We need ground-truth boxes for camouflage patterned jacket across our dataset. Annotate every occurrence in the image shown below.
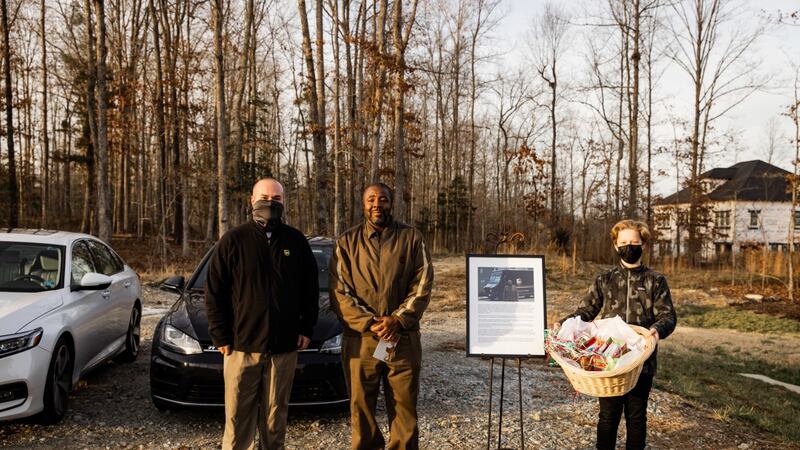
[561,264,678,374]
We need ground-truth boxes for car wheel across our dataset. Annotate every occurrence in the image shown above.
[116,304,141,362]
[39,338,73,424]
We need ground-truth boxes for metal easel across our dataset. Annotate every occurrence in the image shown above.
[486,357,525,450]
[483,231,528,450]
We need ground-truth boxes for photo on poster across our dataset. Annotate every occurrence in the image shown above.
[477,266,535,302]
[467,255,547,357]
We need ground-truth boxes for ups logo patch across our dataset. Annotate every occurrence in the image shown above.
[283,249,291,256]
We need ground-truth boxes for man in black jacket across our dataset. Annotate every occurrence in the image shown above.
[205,178,319,450]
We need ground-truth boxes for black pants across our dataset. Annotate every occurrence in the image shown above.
[596,371,654,450]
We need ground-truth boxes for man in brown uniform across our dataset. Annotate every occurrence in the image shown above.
[329,183,434,450]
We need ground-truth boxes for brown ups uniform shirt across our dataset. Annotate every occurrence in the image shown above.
[329,218,433,450]
[330,219,433,335]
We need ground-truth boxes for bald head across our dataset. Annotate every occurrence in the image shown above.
[251,178,285,206]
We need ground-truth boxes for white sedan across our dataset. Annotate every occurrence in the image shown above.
[0,230,142,424]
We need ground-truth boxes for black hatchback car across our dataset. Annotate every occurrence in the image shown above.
[149,237,348,409]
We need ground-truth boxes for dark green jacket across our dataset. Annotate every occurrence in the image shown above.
[562,264,677,374]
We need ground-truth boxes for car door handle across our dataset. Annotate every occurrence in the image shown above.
[124,281,131,288]
[102,290,111,298]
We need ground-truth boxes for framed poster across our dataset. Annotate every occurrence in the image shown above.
[466,254,547,358]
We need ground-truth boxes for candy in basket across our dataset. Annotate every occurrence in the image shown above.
[545,316,657,397]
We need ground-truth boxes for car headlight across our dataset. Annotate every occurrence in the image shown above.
[161,324,203,355]
[0,328,43,359]
[320,334,342,354]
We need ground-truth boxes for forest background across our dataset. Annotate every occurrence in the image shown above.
[0,0,799,283]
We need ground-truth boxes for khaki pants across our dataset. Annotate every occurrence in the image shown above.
[342,331,422,450]
[222,350,298,450]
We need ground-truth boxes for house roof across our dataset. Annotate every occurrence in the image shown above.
[656,160,793,205]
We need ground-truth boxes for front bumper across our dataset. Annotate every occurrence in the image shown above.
[150,340,348,408]
[0,346,52,420]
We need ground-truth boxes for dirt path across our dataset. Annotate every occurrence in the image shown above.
[666,326,800,368]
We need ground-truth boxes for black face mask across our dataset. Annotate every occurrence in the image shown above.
[253,200,283,231]
[616,244,643,264]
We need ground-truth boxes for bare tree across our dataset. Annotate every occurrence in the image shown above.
[390,0,419,222]
[330,0,345,236]
[764,116,784,165]
[297,0,329,235]
[230,0,255,226]
[670,0,764,263]
[368,0,389,183]
[148,0,167,246]
[1,0,17,227]
[40,0,49,227]
[92,0,112,242]
[467,0,500,248]
[788,65,800,302]
[531,2,568,226]
[212,0,229,238]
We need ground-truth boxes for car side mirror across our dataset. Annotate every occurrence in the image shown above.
[72,272,112,291]
[161,275,185,294]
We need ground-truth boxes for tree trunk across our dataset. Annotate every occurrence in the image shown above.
[182,6,191,256]
[212,0,229,238]
[391,0,418,223]
[789,69,799,302]
[297,0,329,235]
[1,0,17,227]
[148,0,167,245]
[368,0,388,183]
[549,66,557,224]
[92,0,112,242]
[164,0,185,242]
[627,0,641,219]
[313,0,329,234]
[331,0,345,236]
[231,0,254,226]
[40,0,49,227]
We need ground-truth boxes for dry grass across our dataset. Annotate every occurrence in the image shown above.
[429,255,466,312]
[111,235,210,283]
[657,344,800,445]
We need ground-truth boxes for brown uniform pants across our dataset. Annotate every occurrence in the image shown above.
[222,350,298,450]
[342,330,422,450]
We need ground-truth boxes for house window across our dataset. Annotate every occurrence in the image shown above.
[677,211,688,226]
[656,212,670,229]
[658,240,672,256]
[748,210,761,229]
[770,243,787,252]
[795,211,800,230]
[714,210,730,229]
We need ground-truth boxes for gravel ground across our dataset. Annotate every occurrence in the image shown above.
[0,285,794,450]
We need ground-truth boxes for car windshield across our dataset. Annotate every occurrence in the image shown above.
[0,242,65,292]
[488,272,502,284]
[187,243,333,291]
[312,245,332,290]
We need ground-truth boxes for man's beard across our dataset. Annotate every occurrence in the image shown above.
[366,207,391,227]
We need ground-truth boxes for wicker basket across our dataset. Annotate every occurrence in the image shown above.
[549,325,656,397]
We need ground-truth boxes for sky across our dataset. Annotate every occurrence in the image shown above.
[491,0,800,196]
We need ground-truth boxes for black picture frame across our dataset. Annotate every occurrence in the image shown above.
[466,254,548,358]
